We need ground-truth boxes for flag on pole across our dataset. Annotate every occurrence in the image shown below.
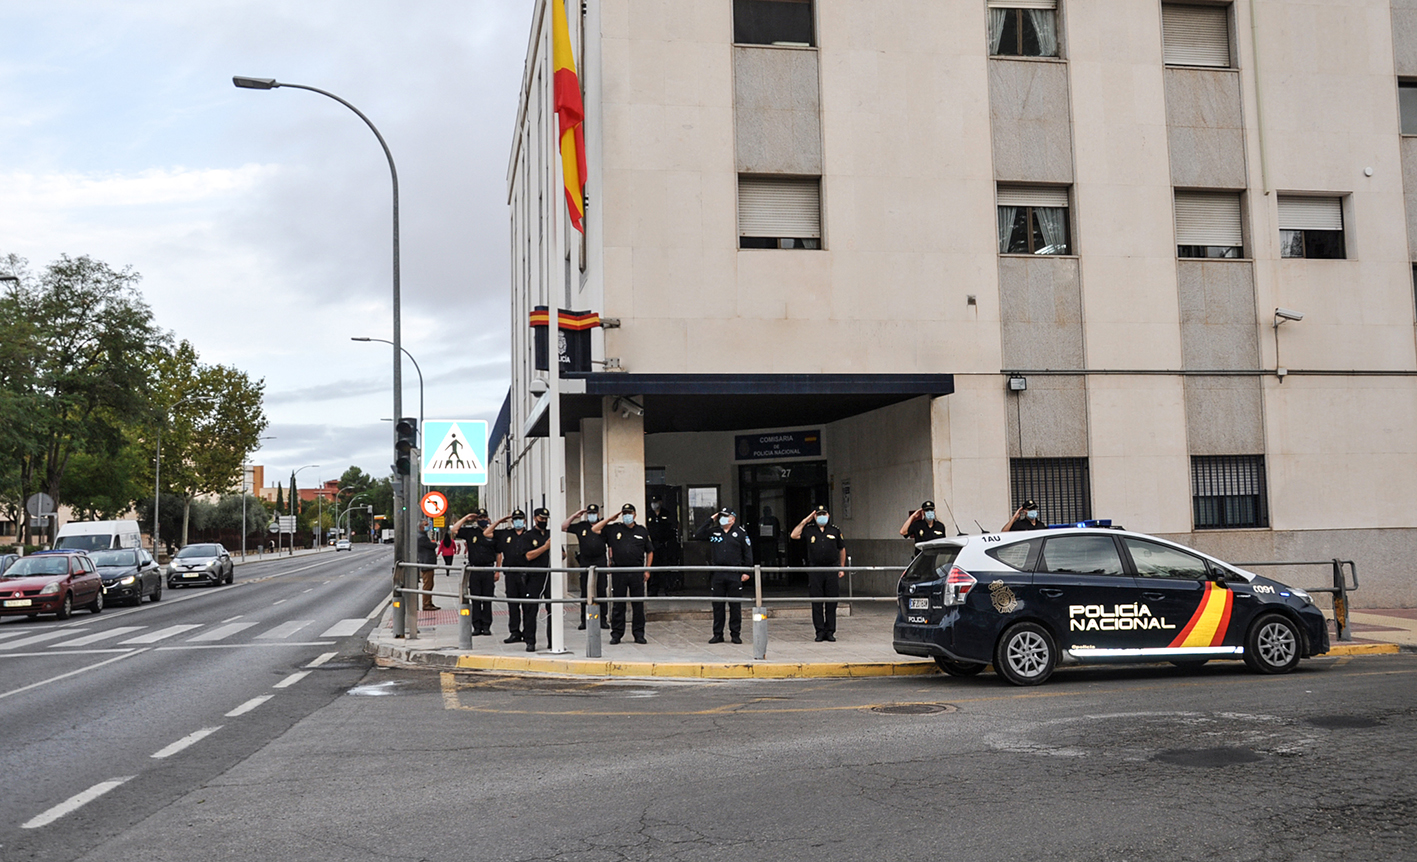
[552,0,587,233]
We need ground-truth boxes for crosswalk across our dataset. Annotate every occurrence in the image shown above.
[0,618,371,651]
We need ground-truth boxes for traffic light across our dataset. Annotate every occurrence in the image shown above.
[394,417,417,475]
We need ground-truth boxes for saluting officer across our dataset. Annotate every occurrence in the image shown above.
[694,507,753,644]
[645,495,679,596]
[1003,500,1048,532]
[526,508,554,650]
[592,503,654,644]
[562,504,610,631]
[485,508,549,650]
[450,508,498,636]
[791,505,847,642]
[899,500,950,544]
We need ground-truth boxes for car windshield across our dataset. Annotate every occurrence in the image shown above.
[175,545,219,559]
[91,550,139,567]
[4,556,70,577]
[54,534,112,551]
[900,547,963,584]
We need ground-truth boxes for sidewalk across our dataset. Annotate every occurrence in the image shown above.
[366,567,1407,679]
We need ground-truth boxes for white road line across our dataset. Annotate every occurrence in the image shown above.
[302,588,313,593]
[222,615,244,623]
[120,624,202,644]
[0,631,71,651]
[154,642,335,651]
[306,651,339,667]
[0,648,135,658]
[273,670,310,689]
[225,695,274,717]
[0,629,34,641]
[186,622,258,642]
[366,595,392,620]
[319,619,367,638]
[22,777,134,829]
[151,726,222,759]
[272,599,286,605]
[50,626,146,648]
[0,649,147,701]
[257,620,313,640]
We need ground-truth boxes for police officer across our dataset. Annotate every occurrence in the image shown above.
[416,518,440,611]
[450,508,498,636]
[1003,499,1048,532]
[526,507,554,649]
[592,503,654,644]
[562,504,610,631]
[899,500,950,543]
[694,507,753,644]
[791,505,847,642]
[485,508,549,650]
[645,495,679,596]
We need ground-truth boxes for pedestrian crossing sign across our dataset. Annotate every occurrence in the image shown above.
[421,419,488,486]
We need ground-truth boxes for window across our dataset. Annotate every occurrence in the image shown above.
[734,0,814,47]
[1010,457,1091,525]
[739,176,821,249]
[1401,81,1417,135]
[986,539,1041,571]
[1191,455,1268,529]
[1123,538,1209,579]
[987,1,1059,58]
[1175,190,1242,258]
[997,186,1071,255]
[1161,4,1231,68]
[1039,535,1125,576]
[1278,196,1345,259]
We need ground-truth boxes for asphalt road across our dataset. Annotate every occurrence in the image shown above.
[0,545,394,862]
[13,631,1412,861]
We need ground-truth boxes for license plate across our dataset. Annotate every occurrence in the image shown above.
[4,599,32,608]
[909,598,929,610]
[183,573,199,578]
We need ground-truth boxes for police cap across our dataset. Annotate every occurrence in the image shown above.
[621,503,636,513]
[533,507,550,518]
[585,503,600,514]
[921,500,935,510]
[511,508,526,519]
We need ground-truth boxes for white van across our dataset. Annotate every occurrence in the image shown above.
[54,520,144,552]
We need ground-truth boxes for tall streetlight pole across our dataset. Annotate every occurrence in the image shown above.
[292,464,318,554]
[234,76,413,631]
[351,337,423,439]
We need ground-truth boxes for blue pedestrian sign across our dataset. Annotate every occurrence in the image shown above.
[421,420,488,486]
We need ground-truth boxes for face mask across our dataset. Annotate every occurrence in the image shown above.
[535,519,547,529]
[512,519,525,530]
[651,502,661,512]
[622,514,634,526]
[1027,510,1039,520]
[718,516,731,527]
[815,515,828,526]
[924,511,935,522]
[477,520,489,528]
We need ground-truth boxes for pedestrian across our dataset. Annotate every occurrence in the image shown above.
[450,508,498,636]
[485,508,549,650]
[562,504,610,631]
[694,507,752,644]
[1003,500,1048,532]
[438,529,457,566]
[790,505,847,642]
[899,500,950,544]
[645,495,679,596]
[416,518,440,611]
[592,503,654,644]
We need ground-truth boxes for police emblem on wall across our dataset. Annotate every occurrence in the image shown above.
[989,580,1019,614]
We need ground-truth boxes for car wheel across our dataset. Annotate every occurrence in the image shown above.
[934,656,986,677]
[1169,660,1209,672]
[150,581,162,602]
[55,593,73,620]
[88,590,103,614]
[1243,613,1301,675]
[994,622,1056,686]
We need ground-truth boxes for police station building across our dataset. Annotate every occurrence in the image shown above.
[484,0,1417,604]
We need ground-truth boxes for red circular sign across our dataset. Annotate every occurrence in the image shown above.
[420,491,449,518]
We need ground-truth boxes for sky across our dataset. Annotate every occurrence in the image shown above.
[0,0,532,491]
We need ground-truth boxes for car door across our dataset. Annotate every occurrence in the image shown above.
[138,550,158,594]
[1119,536,1235,655]
[218,546,232,577]
[1032,534,1141,653]
[75,556,100,603]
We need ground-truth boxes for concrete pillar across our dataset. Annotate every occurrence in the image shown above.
[929,395,953,524]
[601,398,645,513]
[565,432,583,512]
[581,418,605,508]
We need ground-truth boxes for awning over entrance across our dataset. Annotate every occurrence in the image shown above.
[525,373,954,437]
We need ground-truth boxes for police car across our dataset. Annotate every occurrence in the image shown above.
[894,526,1329,686]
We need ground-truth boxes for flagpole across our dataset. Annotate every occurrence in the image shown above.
[547,0,568,655]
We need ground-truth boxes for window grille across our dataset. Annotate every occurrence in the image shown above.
[1010,457,1091,526]
[1191,455,1268,529]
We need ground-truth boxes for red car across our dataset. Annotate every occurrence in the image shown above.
[0,551,104,619]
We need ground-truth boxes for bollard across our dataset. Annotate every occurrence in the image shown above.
[458,603,472,649]
[392,588,405,639]
[585,566,602,658]
[752,605,768,660]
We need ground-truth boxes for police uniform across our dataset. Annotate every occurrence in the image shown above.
[456,509,498,635]
[566,505,610,630]
[800,510,847,640]
[694,509,753,643]
[523,509,553,650]
[906,500,950,543]
[603,504,654,643]
[645,498,679,596]
[416,524,440,610]
[493,510,544,645]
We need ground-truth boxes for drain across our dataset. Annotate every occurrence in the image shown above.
[868,703,957,716]
[1306,714,1382,729]
[1153,746,1264,768]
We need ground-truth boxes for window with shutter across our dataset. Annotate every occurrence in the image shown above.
[997,186,1072,255]
[739,176,822,250]
[1162,4,1231,68]
[1175,191,1243,258]
[1277,196,1345,259]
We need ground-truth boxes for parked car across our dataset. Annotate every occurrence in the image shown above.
[0,551,104,619]
[335,539,351,552]
[91,548,163,605]
[893,527,1329,686]
[0,554,17,575]
[166,543,234,588]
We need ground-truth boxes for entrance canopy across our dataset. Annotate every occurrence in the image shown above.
[525,373,954,437]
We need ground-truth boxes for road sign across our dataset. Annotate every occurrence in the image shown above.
[420,491,448,518]
[25,492,55,518]
[421,420,488,486]
[277,515,298,533]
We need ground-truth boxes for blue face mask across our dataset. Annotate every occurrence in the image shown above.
[718,516,731,527]
[815,515,828,526]
[924,510,936,522]
[512,519,525,530]
[1027,510,1039,520]
[621,514,634,525]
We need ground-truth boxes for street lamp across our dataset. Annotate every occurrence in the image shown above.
[291,464,318,554]
[351,337,423,441]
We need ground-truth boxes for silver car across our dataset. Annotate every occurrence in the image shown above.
[166,543,234,588]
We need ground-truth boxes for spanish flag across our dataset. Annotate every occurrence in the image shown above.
[552,0,587,233]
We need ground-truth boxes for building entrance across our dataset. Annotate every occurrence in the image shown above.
[738,461,829,586]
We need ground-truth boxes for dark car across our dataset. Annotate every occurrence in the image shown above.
[91,548,163,605]
[0,551,104,619]
[893,527,1329,686]
[166,543,234,588]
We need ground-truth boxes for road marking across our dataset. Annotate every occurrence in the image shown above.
[0,649,147,701]
[273,670,310,689]
[303,588,313,593]
[319,619,367,638]
[187,622,258,642]
[225,695,274,717]
[307,651,339,667]
[0,648,136,658]
[0,631,71,651]
[0,629,34,641]
[155,642,335,651]
[272,599,287,605]
[50,626,146,648]
[120,624,202,644]
[222,615,244,623]
[257,620,313,640]
[366,595,392,620]
[22,777,134,829]
[151,726,222,759]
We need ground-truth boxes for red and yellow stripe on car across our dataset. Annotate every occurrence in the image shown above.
[1169,582,1234,648]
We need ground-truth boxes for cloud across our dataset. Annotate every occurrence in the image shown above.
[0,164,277,208]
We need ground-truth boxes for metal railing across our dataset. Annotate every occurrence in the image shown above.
[1231,559,1358,642]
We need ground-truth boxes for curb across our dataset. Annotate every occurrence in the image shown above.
[1327,642,1402,656]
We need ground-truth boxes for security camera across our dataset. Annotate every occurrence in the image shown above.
[1274,308,1305,322]
[528,378,548,395]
